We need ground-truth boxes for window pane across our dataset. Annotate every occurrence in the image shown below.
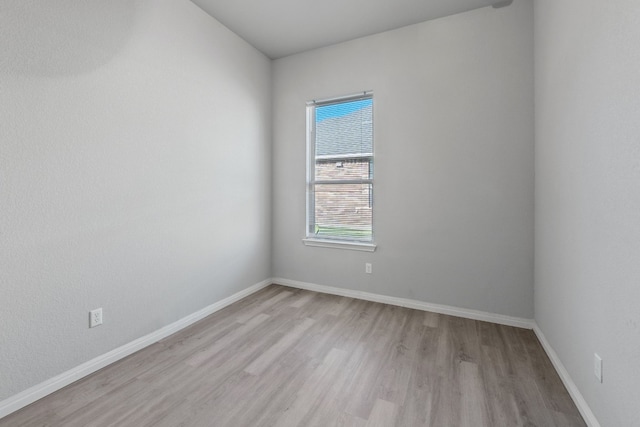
[315,99,372,158]
[313,183,372,241]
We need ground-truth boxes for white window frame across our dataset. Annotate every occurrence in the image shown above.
[303,92,377,252]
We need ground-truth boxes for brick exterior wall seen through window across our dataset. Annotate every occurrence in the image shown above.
[313,159,372,234]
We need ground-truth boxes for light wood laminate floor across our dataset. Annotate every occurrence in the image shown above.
[1,285,586,426]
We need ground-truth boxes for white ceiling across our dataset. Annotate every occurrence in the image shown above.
[191,0,510,59]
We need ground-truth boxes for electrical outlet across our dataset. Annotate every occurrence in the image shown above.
[90,308,103,328]
[365,263,372,274]
[594,353,603,383]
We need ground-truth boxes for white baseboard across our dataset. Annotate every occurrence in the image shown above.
[272,277,535,329]
[0,279,271,420]
[533,325,601,427]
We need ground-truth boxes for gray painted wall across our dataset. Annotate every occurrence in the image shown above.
[0,0,271,401]
[534,0,640,425]
[272,0,534,318]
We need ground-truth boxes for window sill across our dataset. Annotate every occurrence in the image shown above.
[302,238,377,252]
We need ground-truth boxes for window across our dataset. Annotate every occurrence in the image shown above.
[304,92,375,251]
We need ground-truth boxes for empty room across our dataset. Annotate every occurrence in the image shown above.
[1,0,638,425]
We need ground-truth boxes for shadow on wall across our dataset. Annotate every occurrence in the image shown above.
[0,0,136,76]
